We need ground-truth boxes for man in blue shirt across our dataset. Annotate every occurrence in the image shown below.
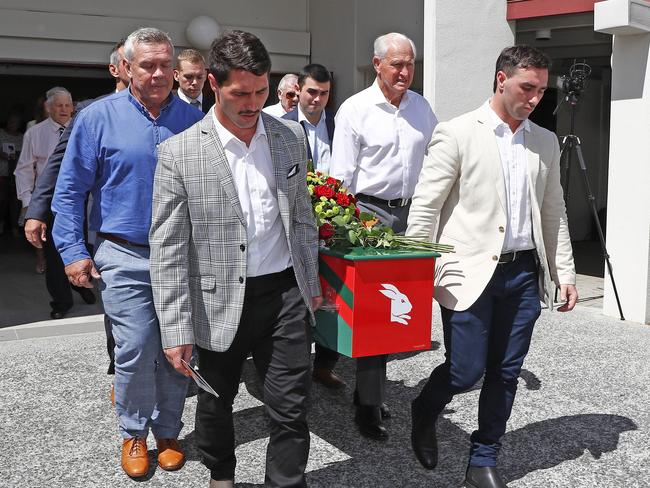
[52,27,203,479]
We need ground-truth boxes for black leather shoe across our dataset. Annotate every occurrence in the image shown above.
[50,307,71,320]
[354,405,388,440]
[464,466,507,488]
[353,390,391,419]
[76,287,97,304]
[411,398,438,470]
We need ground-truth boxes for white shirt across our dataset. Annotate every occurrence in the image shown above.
[212,111,292,277]
[262,102,287,118]
[176,89,203,109]
[14,117,67,206]
[297,107,331,174]
[486,100,535,252]
[330,79,437,200]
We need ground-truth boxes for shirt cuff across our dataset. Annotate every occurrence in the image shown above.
[60,242,91,266]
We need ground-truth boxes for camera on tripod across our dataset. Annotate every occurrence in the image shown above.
[557,60,592,105]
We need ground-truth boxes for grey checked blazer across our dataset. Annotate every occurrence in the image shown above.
[150,113,321,352]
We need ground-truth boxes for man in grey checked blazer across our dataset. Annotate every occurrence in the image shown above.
[149,31,321,488]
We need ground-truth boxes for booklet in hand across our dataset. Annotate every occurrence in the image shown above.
[181,358,219,398]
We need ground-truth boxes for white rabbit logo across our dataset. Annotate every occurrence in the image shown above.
[379,283,412,325]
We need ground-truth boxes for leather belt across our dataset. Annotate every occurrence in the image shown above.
[498,249,533,264]
[356,193,411,208]
[97,232,149,249]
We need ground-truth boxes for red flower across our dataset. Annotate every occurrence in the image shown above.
[319,222,335,240]
[335,193,350,207]
[314,185,335,199]
[354,207,360,217]
[326,177,337,185]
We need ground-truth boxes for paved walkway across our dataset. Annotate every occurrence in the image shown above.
[0,303,648,488]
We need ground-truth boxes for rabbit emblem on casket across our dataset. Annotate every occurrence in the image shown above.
[379,283,412,325]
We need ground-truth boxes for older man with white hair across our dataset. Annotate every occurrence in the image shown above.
[262,72,299,117]
[15,87,73,275]
[52,27,203,478]
[330,32,438,441]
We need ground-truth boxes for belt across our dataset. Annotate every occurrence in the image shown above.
[356,193,411,208]
[97,232,149,249]
[498,249,533,264]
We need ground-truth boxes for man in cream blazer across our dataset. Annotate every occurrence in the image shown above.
[149,31,321,488]
[406,46,578,488]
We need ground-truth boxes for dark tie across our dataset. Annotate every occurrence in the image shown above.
[191,100,201,110]
[58,125,65,138]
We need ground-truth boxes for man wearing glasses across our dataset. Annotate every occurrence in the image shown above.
[262,73,299,117]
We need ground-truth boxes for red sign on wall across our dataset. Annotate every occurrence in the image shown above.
[507,0,601,20]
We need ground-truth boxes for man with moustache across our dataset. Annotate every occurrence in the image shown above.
[262,72,299,117]
[330,32,437,441]
[174,48,210,113]
[52,27,203,478]
[150,30,321,488]
[407,45,577,488]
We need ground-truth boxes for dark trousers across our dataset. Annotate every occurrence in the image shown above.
[353,198,411,406]
[195,268,312,487]
[313,343,339,370]
[416,251,541,467]
[43,220,77,311]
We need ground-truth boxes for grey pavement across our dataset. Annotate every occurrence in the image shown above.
[0,304,648,488]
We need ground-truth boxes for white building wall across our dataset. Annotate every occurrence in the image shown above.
[423,0,514,122]
[0,1,310,73]
[595,0,650,324]
[309,0,425,108]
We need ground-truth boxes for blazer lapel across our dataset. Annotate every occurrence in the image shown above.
[524,129,541,203]
[263,115,291,236]
[199,116,246,225]
[476,108,507,215]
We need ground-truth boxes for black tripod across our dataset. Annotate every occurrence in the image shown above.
[557,103,625,320]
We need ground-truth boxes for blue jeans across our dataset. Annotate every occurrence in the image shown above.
[94,237,188,439]
[417,251,541,466]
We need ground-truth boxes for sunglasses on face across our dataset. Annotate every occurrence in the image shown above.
[285,91,298,98]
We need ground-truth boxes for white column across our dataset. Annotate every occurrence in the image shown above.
[595,0,650,324]
[423,0,514,121]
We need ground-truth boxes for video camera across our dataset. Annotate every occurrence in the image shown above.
[557,60,592,105]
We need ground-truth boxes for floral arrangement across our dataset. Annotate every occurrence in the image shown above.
[306,170,453,253]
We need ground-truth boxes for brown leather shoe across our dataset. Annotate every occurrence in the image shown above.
[156,438,185,471]
[110,384,115,406]
[121,437,149,478]
[312,367,346,389]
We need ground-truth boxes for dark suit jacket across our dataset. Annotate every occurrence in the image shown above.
[172,90,212,114]
[282,108,335,161]
[25,95,109,223]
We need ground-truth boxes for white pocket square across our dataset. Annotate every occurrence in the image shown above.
[287,164,299,178]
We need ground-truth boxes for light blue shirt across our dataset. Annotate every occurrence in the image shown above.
[52,88,204,265]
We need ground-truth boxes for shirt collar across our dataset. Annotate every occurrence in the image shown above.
[486,99,530,134]
[297,105,325,128]
[127,87,174,119]
[211,108,267,148]
[177,89,203,105]
[46,117,68,131]
[369,78,411,109]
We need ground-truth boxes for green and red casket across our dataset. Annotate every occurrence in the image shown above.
[314,247,439,358]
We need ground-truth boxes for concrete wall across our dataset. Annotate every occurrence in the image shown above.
[309,0,425,108]
[424,0,515,122]
[0,0,310,73]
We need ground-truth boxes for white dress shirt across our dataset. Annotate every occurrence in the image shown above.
[297,107,331,174]
[330,79,437,200]
[176,89,203,109]
[14,117,67,207]
[486,100,535,252]
[212,111,292,277]
[262,102,287,118]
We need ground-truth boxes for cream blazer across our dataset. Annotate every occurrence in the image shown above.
[407,104,575,311]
